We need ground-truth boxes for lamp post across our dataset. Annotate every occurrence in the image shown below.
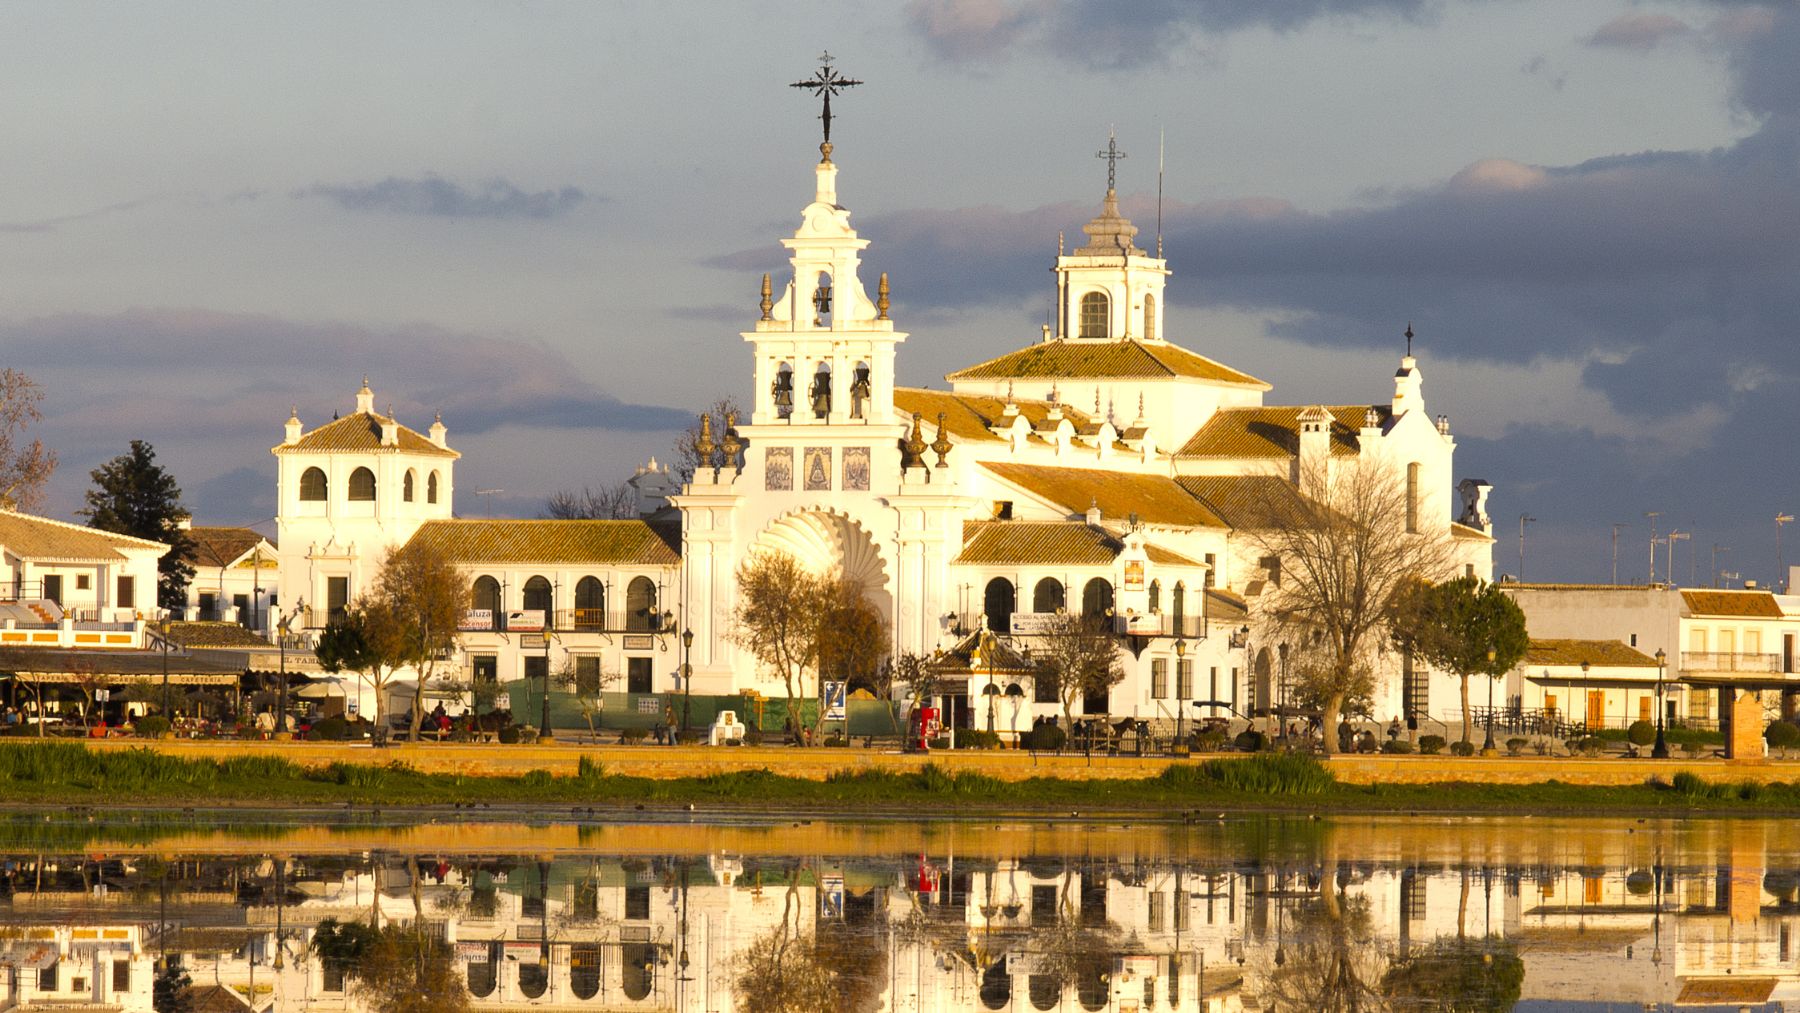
[982,683,999,735]
[1652,648,1669,758]
[681,627,694,736]
[1174,639,1188,749]
[1779,514,1795,592]
[539,633,553,742]
[157,616,171,718]
[1482,646,1497,754]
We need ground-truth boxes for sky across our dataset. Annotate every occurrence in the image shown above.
[0,0,1794,587]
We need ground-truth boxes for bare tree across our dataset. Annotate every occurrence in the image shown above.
[672,396,743,483]
[1244,459,1454,755]
[542,482,636,520]
[0,369,56,512]
[732,551,827,745]
[551,655,621,738]
[1033,614,1125,739]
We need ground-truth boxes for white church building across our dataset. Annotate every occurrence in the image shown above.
[268,133,1493,735]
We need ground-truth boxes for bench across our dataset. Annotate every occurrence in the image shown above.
[709,711,745,746]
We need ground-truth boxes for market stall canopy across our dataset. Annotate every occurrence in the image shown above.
[0,646,244,686]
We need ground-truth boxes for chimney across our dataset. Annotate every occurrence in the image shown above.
[355,377,375,415]
[284,407,302,446]
[380,411,399,447]
[1085,499,1101,526]
[1297,405,1331,477]
[429,412,448,449]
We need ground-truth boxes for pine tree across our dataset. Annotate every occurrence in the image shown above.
[81,440,195,610]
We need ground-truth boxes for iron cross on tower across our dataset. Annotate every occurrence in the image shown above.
[790,52,862,160]
[1096,130,1127,192]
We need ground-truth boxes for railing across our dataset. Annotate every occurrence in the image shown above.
[1680,651,1783,674]
[454,610,668,634]
[1114,613,1208,639]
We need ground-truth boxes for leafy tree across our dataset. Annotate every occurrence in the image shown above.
[81,440,194,610]
[373,541,467,740]
[877,651,938,734]
[0,369,56,511]
[1245,459,1455,755]
[313,598,411,736]
[732,551,827,745]
[152,959,192,1013]
[1383,937,1525,1012]
[732,923,838,1013]
[816,577,889,692]
[1392,576,1529,746]
[542,481,635,519]
[349,923,471,1013]
[1033,614,1125,741]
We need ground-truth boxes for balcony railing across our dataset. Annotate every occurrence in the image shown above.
[1680,651,1783,674]
[453,609,669,635]
[948,611,1206,641]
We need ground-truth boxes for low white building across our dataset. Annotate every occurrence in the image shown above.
[182,522,278,631]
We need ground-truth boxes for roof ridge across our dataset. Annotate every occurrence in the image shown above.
[0,509,168,550]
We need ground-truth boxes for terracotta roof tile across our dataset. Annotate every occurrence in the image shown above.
[273,411,459,458]
[404,519,680,566]
[982,462,1226,528]
[1176,405,1382,459]
[186,526,272,568]
[1523,639,1659,668]
[165,621,273,649]
[954,521,1198,566]
[893,388,1097,442]
[0,510,166,563]
[1681,589,1783,618]
[1174,475,1309,529]
[946,339,1267,387]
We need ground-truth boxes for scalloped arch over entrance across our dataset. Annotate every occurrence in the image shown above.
[752,508,892,625]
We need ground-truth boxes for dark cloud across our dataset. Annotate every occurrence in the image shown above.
[0,308,688,520]
[299,174,589,219]
[1583,13,1693,50]
[907,0,1435,68]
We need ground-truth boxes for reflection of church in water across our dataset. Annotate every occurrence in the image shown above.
[675,108,1493,727]
[5,820,1799,1011]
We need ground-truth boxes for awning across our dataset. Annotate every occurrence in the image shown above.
[0,645,246,684]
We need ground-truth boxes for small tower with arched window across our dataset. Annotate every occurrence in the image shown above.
[1052,167,1169,344]
[272,379,461,628]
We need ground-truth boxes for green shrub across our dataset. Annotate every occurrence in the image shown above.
[1380,739,1413,754]
[1765,721,1800,755]
[1022,725,1066,752]
[620,728,647,744]
[1449,740,1476,757]
[576,756,604,782]
[134,716,171,738]
[955,729,1001,750]
[497,726,521,745]
[1194,730,1227,752]
[310,717,349,742]
[1505,737,1528,756]
[515,726,538,746]
[1417,735,1446,755]
[1627,721,1656,748]
[520,769,554,789]
[1681,740,1705,757]
[1158,753,1336,795]
[1232,730,1267,753]
[915,763,1002,795]
[823,734,847,747]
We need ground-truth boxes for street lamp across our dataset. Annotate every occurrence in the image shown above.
[539,633,553,743]
[1482,646,1497,754]
[1174,639,1188,749]
[681,627,694,736]
[982,683,999,735]
[1652,648,1669,758]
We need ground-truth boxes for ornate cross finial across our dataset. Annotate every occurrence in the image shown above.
[1405,322,1414,357]
[1096,128,1127,192]
[790,51,862,161]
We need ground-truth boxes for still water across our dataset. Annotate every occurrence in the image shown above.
[0,812,1791,1011]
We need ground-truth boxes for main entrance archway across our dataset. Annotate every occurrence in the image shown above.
[751,508,893,627]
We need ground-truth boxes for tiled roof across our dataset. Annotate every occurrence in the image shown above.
[165,621,272,649]
[930,629,1038,674]
[1174,475,1309,529]
[0,646,244,679]
[273,411,459,458]
[404,519,680,566]
[1205,588,1249,623]
[1176,405,1382,459]
[1681,589,1783,618]
[893,388,1098,443]
[1523,639,1659,668]
[981,462,1226,528]
[946,339,1268,387]
[0,510,166,563]
[955,521,1199,567]
[186,526,272,568]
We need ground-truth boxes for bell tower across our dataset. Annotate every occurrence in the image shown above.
[1052,132,1170,343]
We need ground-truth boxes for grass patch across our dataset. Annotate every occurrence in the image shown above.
[1159,754,1337,796]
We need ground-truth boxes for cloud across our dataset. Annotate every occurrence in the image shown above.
[0,308,689,520]
[1583,13,1693,50]
[906,0,1435,69]
[299,174,589,219]
[0,195,166,234]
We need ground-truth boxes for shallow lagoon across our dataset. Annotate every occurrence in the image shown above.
[0,811,1790,1010]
